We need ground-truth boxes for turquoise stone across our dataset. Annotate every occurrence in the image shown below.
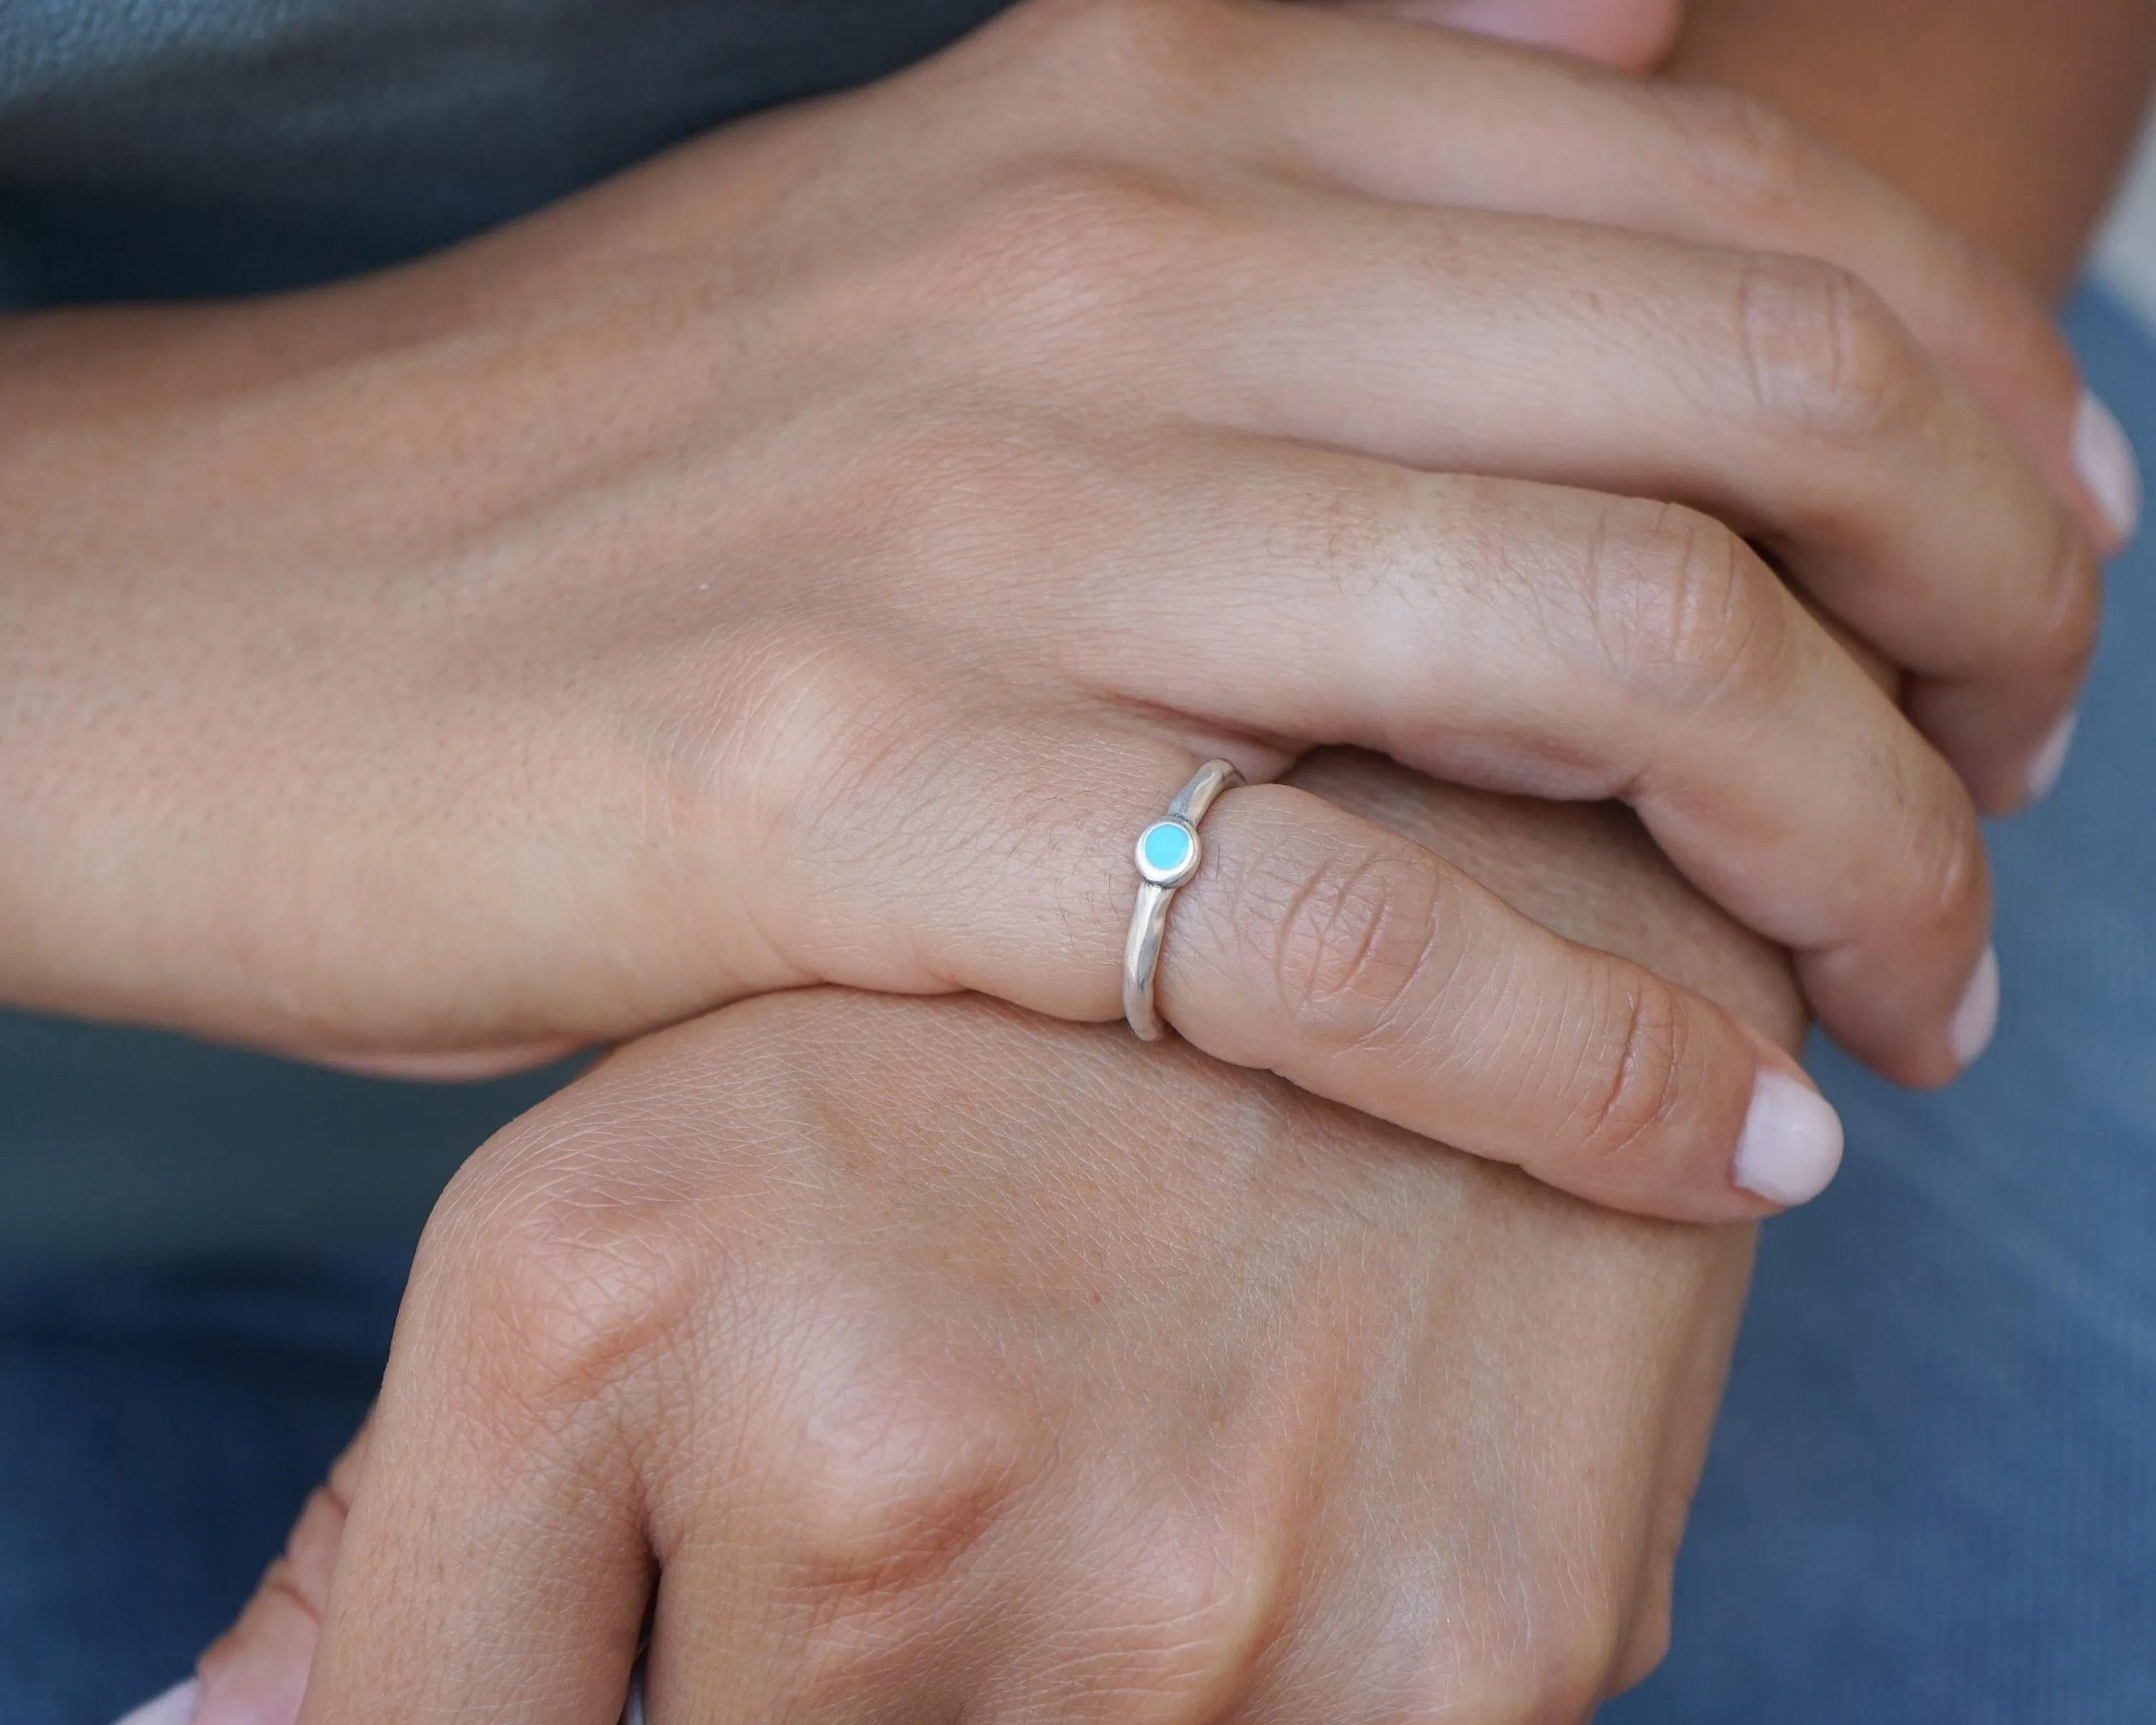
[1142,820,1195,874]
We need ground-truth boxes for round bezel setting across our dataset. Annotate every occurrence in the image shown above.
[1134,817,1202,887]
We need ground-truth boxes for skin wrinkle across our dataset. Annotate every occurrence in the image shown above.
[1644,78,1818,228]
[1568,967,1691,1174]
[1268,840,1442,1052]
[1583,499,1762,729]
[1731,252,1916,446]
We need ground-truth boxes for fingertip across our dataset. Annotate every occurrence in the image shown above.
[1731,1066,1844,1208]
[193,1610,313,1725]
[2076,390,2142,551]
[114,1679,200,1725]
[1949,943,2001,1071]
[2024,707,2078,804]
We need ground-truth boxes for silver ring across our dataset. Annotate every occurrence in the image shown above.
[1123,760,1244,1041]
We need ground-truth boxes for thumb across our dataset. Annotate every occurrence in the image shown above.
[112,1406,652,1725]
[189,1419,374,1725]
[111,1417,374,1725]
[1330,0,1685,68]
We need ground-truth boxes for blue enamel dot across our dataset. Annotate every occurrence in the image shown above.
[1141,820,1195,875]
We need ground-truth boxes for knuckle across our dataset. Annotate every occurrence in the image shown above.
[688,630,946,868]
[1464,1637,1618,1725]
[771,1326,1041,1609]
[1061,1507,1284,1721]
[951,157,1219,359]
[1649,82,1818,231]
[1248,834,1449,1052]
[1047,0,1239,104]
[1732,252,1926,446]
[421,1123,707,1415]
[1583,498,1787,714]
[1569,969,1695,1174]
[1377,1593,1622,1724]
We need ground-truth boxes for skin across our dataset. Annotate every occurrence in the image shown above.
[0,0,2129,1230]
[84,0,2156,1719]
[211,757,1797,1725]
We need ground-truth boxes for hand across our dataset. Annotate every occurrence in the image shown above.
[2,0,2113,1216]
[182,752,1800,1725]
[1330,0,1682,68]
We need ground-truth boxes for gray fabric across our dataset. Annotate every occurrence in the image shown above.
[0,1012,573,1266]
[0,0,1010,300]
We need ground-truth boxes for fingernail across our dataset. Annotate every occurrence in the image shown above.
[114,1679,201,1725]
[1733,1069,1845,1207]
[2027,707,2078,802]
[2076,390,2142,546]
[1950,944,2001,1069]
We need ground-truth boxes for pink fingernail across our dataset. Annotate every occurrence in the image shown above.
[114,1679,201,1725]
[2076,390,2142,546]
[1733,1070,1844,1207]
[2027,708,2078,803]
[1950,944,2001,1070]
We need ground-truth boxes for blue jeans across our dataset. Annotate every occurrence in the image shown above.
[1606,286,2156,1723]
[6,290,2156,1725]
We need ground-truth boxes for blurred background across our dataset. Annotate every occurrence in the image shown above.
[2097,117,2156,328]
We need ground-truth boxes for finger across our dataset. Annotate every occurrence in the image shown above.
[1129,13,2105,809]
[292,1261,650,1724]
[1245,4,2130,556]
[1323,0,1684,70]
[1045,440,1988,1081]
[113,1683,206,1725]
[1283,748,1805,1050]
[755,723,1841,1220]
[1152,176,2095,814]
[1248,0,2138,569]
[1164,781,1844,1218]
[191,1422,374,1725]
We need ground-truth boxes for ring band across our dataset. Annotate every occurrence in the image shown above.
[1123,760,1244,1041]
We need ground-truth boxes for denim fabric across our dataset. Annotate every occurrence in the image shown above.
[1597,286,2156,1724]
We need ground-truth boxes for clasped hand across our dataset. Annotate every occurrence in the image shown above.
[198,758,1800,1724]
[1,0,2119,1223]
